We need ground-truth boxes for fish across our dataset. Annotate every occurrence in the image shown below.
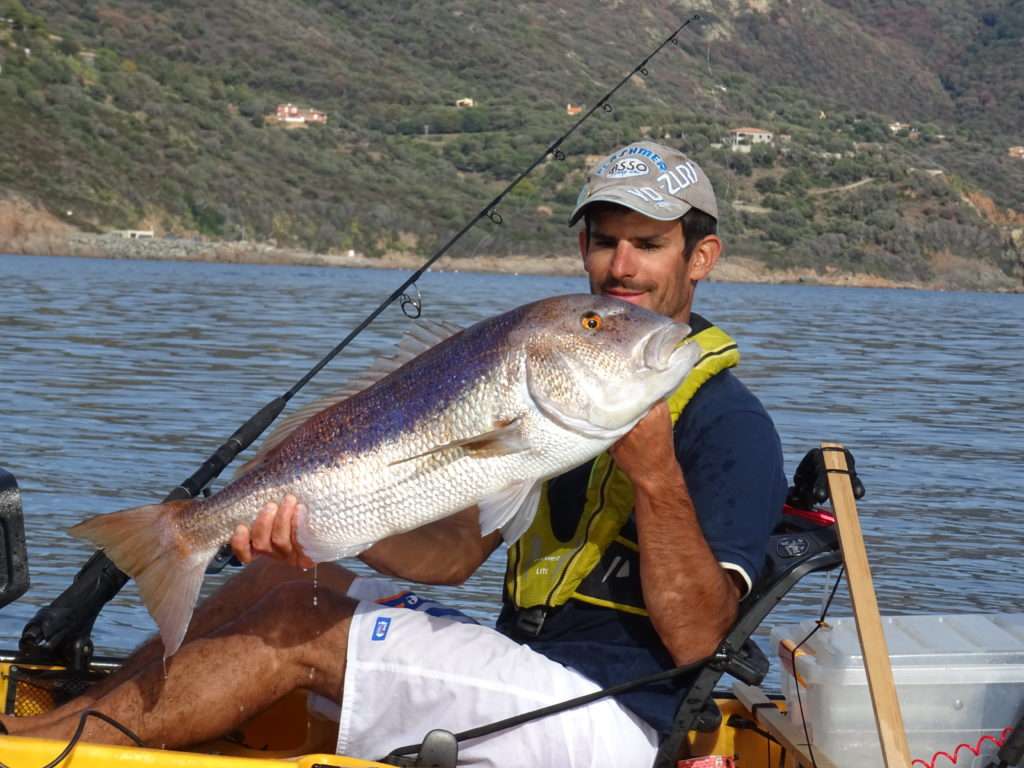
[70,294,701,656]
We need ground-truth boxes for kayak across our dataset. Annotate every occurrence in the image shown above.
[0,662,386,766]
[15,456,1019,767]
[0,462,824,768]
[0,658,783,767]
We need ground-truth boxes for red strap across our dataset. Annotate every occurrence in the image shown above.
[782,503,835,527]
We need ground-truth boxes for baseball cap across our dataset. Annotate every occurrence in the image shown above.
[568,141,718,226]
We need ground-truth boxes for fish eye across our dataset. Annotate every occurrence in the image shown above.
[580,311,603,331]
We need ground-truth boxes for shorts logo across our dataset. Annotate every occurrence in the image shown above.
[371,616,391,641]
[605,159,649,179]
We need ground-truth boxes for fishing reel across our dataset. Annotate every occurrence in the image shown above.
[786,447,865,510]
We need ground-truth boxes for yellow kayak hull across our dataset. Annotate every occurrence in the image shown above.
[0,660,782,766]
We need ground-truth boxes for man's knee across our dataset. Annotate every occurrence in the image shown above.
[244,581,354,696]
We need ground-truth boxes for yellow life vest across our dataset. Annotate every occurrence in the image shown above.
[504,319,740,616]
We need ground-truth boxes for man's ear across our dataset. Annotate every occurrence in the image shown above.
[578,228,589,266]
[688,235,722,281]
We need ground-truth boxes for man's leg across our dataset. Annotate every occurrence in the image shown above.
[6,573,358,749]
[2,559,358,733]
[96,560,357,697]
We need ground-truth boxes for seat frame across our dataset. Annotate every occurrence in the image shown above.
[653,509,842,767]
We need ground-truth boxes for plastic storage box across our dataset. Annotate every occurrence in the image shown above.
[770,613,1024,768]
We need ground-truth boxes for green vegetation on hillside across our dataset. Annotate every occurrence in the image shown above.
[1,0,1021,287]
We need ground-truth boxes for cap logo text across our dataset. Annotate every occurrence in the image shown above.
[657,161,700,196]
[596,145,669,175]
[626,186,665,202]
[605,159,649,179]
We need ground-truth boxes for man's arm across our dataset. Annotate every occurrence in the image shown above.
[610,401,740,666]
[230,496,502,585]
[360,507,502,585]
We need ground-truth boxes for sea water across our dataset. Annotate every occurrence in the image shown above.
[0,253,1021,690]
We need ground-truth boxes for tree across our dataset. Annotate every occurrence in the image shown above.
[751,144,776,168]
[57,38,81,57]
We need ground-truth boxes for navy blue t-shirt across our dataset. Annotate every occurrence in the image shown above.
[496,363,786,737]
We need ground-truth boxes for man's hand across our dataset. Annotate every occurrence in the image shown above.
[230,494,314,569]
[228,496,498,583]
[609,400,681,492]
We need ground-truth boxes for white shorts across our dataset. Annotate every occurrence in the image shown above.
[335,581,659,768]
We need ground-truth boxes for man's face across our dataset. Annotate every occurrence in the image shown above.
[580,207,706,324]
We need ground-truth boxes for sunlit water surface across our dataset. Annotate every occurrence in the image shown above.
[1,254,1021,690]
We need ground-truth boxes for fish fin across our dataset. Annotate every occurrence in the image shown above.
[478,478,543,541]
[388,417,529,467]
[500,480,543,544]
[69,500,213,657]
[372,320,463,375]
[235,319,463,479]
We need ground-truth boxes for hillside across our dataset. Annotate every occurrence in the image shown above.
[1,0,1022,289]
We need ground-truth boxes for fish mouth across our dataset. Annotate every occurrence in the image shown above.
[642,322,694,371]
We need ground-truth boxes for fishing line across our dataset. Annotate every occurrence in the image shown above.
[276,11,702,404]
[790,565,846,768]
[124,11,703,496]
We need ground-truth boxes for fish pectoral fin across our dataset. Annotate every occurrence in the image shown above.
[457,417,531,457]
[478,478,543,542]
[388,417,529,467]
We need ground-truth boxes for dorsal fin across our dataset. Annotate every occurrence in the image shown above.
[233,319,462,479]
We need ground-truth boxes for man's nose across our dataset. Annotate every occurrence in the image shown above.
[609,241,637,280]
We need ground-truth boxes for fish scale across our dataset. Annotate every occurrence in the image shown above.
[70,294,701,656]
[296,367,536,555]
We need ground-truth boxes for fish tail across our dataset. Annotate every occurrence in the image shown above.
[69,499,212,657]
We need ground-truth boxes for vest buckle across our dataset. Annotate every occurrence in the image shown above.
[514,606,549,637]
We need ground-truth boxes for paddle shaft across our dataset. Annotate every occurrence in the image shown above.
[822,442,911,768]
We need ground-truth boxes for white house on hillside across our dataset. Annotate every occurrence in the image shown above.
[727,127,774,153]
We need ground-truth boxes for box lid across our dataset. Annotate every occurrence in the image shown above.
[771,613,1024,671]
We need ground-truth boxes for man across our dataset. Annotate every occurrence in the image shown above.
[2,141,785,766]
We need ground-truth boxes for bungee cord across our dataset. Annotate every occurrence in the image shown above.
[789,565,845,768]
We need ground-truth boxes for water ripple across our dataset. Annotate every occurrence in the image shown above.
[0,256,1021,689]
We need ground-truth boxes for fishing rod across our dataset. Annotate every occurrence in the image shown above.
[17,13,701,668]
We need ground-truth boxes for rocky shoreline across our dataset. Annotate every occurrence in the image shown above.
[10,231,1010,293]
[1,198,1019,292]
